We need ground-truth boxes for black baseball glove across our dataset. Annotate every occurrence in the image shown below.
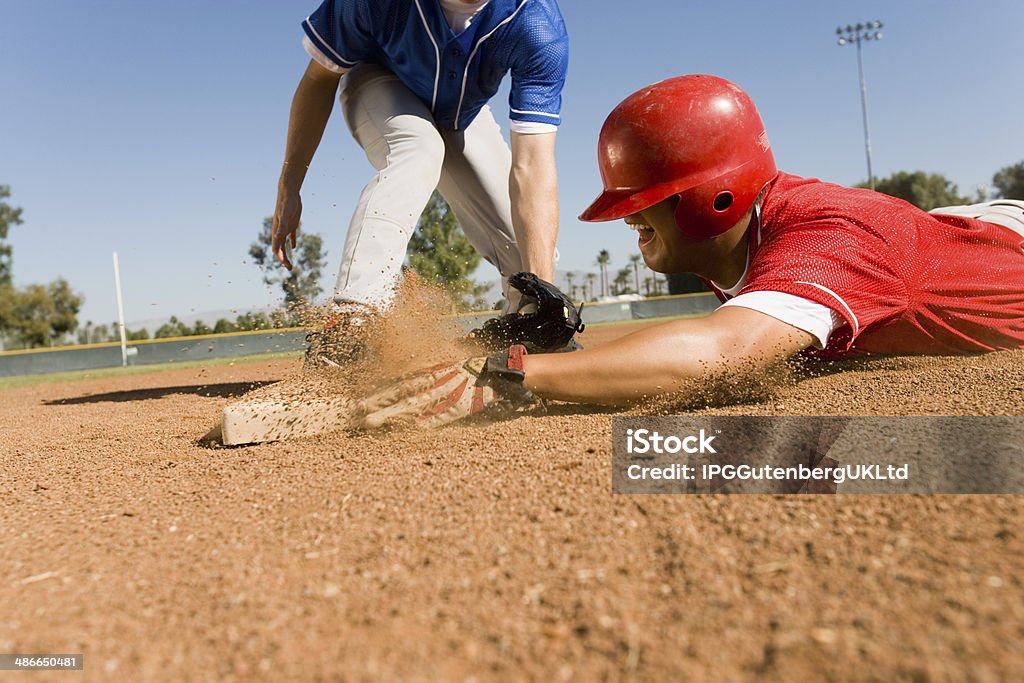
[467,272,584,353]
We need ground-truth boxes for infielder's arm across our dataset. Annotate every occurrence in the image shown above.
[509,131,559,282]
[272,59,343,269]
[521,306,815,405]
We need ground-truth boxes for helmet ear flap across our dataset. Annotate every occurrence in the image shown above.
[674,184,744,239]
[671,181,745,237]
[666,193,735,238]
[673,174,773,240]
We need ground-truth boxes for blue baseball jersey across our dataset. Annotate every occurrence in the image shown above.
[302,0,568,130]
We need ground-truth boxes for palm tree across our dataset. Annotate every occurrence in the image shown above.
[629,254,643,295]
[565,271,576,301]
[595,250,611,298]
[585,272,597,301]
[613,267,632,295]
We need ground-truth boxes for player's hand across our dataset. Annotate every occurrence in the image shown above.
[466,272,584,353]
[352,345,538,429]
[272,188,302,270]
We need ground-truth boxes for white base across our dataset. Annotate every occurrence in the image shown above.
[219,384,354,446]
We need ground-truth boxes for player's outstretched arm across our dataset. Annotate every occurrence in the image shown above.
[272,60,342,269]
[522,306,815,405]
[351,307,814,430]
[510,131,558,282]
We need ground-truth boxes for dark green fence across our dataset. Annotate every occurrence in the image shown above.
[0,293,719,377]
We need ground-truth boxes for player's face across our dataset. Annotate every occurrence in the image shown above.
[626,199,752,280]
[625,200,693,273]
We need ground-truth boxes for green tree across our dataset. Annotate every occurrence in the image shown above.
[7,284,53,347]
[628,254,643,294]
[91,323,111,343]
[407,192,491,311]
[4,278,83,348]
[647,273,665,296]
[126,327,149,341]
[595,250,611,298]
[76,321,93,345]
[234,311,273,331]
[585,272,597,301]
[249,217,327,311]
[213,318,237,334]
[613,266,633,295]
[47,278,84,343]
[154,316,190,339]
[78,320,116,344]
[192,320,212,336]
[860,170,968,211]
[0,190,88,348]
[0,283,15,340]
[0,185,24,287]
[993,161,1024,200]
[78,320,144,345]
[564,271,577,301]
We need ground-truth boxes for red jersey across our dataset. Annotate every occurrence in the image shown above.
[726,173,1024,357]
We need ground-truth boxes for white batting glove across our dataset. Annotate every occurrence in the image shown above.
[352,345,537,430]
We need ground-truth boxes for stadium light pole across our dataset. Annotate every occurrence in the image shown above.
[836,20,883,191]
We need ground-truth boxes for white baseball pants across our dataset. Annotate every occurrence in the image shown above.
[930,199,1024,238]
[333,63,523,311]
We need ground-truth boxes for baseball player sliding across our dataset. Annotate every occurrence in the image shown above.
[270,0,569,367]
[352,74,1024,429]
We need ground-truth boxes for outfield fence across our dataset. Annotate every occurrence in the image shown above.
[0,292,719,377]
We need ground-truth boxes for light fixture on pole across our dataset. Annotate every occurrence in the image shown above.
[835,20,883,190]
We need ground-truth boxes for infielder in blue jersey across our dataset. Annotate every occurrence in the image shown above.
[271,0,569,366]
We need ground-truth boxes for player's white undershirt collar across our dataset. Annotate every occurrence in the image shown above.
[440,0,490,34]
[708,202,760,297]
[712,200,843,349]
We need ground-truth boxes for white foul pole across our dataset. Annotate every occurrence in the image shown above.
[112,251,128,367]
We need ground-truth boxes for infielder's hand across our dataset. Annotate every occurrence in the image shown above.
[467,272,584,353]
[353,345,538,430]
[272,189,302,270]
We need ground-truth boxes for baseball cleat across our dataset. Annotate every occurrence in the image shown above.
[303,304,376,370]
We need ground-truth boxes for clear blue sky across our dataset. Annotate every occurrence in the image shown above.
[3,0,1022,329]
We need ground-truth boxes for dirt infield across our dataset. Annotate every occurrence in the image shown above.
[2,319,1023,681]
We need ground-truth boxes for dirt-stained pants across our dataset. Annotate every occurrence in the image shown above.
[334,63,523,311]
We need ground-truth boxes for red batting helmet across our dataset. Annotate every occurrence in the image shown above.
[579,74,778,239]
